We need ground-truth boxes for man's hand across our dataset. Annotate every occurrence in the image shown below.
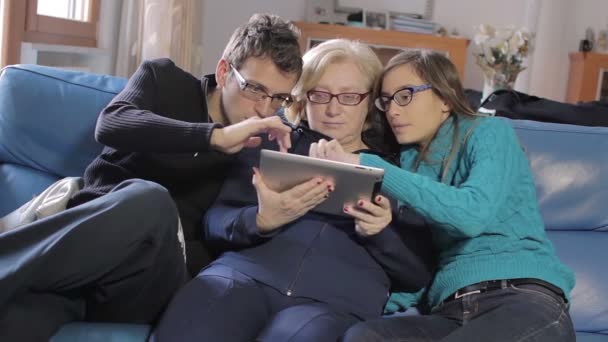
[343,195,392,236]
[309,139,360,165]
[210,116,292,154]
[252,167,333,233]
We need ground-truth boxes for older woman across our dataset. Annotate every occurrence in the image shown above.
[152,39,434,342]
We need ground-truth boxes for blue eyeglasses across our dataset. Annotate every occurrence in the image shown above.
[374,84,432,111]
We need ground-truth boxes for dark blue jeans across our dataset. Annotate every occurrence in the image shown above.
[0,179,188,341]
[342,283,575,342]
[152,264,361,342]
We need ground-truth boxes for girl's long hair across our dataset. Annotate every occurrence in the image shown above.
[374,49,478,182]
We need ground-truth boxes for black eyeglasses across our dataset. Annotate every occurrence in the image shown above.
[230,64,294,109]
[306,90,370,106]
[374,84,432,111]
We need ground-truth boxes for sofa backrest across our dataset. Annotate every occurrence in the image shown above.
[0,65,127,216]
[509,118,608,335]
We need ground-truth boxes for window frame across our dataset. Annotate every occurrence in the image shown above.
[24,0,100,47]
[1,0,100,67]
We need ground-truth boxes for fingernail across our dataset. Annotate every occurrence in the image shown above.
[324,194,330,198]
[358,200,364,206]
[343,206,349,212]
[327,185,333,191]
[317,179,322,185]
[376,196,382,202]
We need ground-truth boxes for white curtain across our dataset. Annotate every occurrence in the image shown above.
[114,0,204,77]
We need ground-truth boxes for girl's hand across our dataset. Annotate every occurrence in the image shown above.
[309,139,360,165]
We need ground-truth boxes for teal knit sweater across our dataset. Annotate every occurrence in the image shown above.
[360,116,575,311]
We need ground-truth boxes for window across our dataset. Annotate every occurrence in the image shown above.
[1,0,100,67]
[37,0,91,22]
[25,0,100,47]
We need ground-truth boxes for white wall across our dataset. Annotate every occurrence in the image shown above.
[432,0,529,92]
[569,0,608,49]
[200,0,307,73]
[527,0,608,101]
[41,0,596,101]
[528,0,570,101]
[199,0,534,96]
[198,0,607,102]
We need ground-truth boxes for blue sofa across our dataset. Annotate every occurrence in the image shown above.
[1,64,607,341]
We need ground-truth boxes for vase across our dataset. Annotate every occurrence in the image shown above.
[480,70,519,106]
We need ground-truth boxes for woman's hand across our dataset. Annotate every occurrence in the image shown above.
[343,195,392,236]
[252,167,333,233]
[309,139,360,165]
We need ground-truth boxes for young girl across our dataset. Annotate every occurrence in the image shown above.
[313,49,576,341]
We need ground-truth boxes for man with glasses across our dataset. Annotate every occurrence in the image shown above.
[0,13,303,341]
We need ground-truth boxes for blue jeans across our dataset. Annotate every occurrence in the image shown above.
[0,179,188,341]
[342,283,575,342]
[152,264,361,342]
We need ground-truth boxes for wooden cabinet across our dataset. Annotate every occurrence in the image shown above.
[566,52,608,103]
[294,22,470,80]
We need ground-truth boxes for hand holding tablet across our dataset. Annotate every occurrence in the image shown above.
[252,167,333,232]
[259,149,384,217]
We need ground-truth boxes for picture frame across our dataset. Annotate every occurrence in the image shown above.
[364,10,388,30]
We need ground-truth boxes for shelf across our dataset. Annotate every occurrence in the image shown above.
[294,22,469,79]
[566,52,608,103]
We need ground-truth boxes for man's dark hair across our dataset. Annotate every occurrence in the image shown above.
[222,13,303,77]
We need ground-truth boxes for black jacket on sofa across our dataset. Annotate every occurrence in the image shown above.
[466,89,608,127]
[204,125,434,320]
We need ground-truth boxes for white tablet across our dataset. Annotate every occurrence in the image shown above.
[259,149,385,217]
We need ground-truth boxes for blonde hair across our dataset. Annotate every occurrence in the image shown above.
[286,39,382,126]
[375,49,478,183]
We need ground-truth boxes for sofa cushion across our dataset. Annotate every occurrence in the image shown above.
[510,119,608,231]
[0,65,127,215]
[509,118,608,337]
[576,332,608,342]
[548,231,608,335]
[0,163,60,216]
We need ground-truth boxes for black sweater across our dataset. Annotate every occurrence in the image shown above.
[68,59,233,273]
[205,126,434,319]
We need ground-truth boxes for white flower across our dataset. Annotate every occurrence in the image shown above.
[495,26,514,42]
[478,24,495,37]
[509,30,530,55]
[483,44,496,64]
[474,24,495,46]
[473,24,533,77]
[474,33,491,46]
